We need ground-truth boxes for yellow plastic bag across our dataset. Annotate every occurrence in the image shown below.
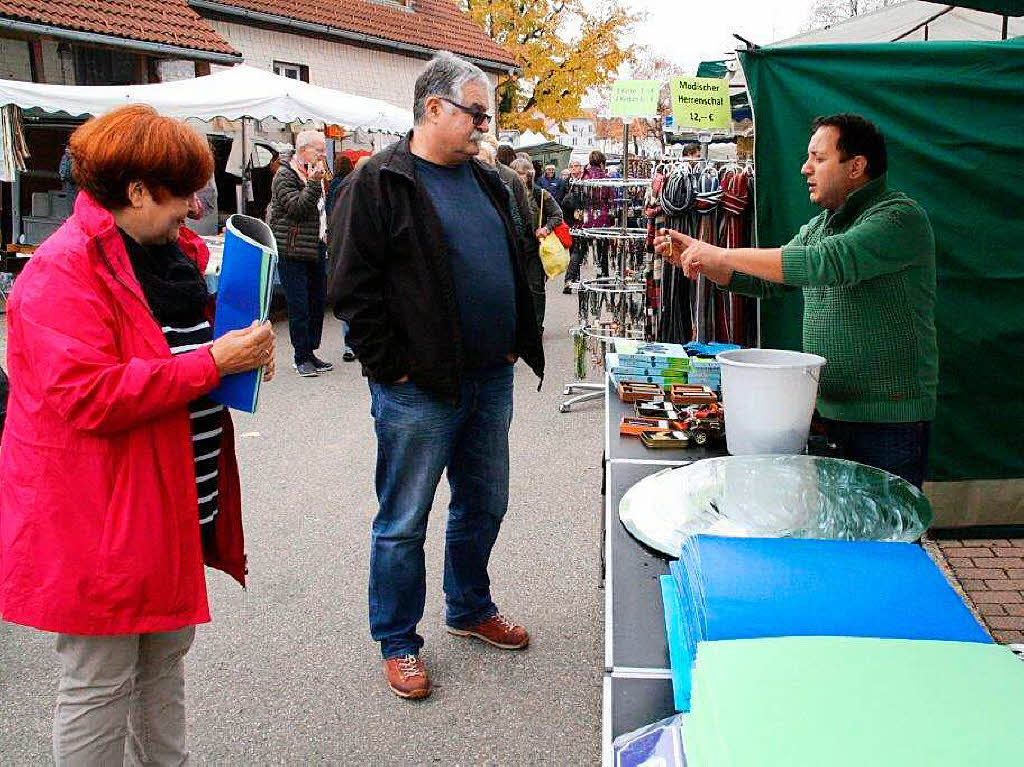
[540,233,569,278]
[537,192,569,277]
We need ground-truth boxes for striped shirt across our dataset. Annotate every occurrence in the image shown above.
[163,320,223,526]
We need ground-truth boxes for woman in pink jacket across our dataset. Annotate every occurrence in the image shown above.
[0,105,275,765]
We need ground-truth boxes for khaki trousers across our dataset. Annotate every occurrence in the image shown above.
[53,627,195,766]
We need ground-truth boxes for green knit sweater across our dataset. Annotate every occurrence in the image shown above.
[728,175,938,423]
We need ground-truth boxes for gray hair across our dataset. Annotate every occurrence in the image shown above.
[295,130,325,151]
[413,51,489,125]
[510,157,534,179]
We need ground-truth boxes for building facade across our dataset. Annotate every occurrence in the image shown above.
[0,0,241,86]
[192,0,518,113]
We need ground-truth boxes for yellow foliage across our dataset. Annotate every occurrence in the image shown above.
[461,0,638,133]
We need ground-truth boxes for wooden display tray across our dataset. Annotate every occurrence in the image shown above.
[616,381,666,403]
[667,384,718,406]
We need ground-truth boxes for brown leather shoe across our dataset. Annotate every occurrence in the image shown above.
[447,613,529,650]
[382,654,431,700]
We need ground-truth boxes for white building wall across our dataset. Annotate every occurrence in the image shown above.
[207,21,499,111]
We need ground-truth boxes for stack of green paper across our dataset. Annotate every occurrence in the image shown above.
[686,637,1024,767]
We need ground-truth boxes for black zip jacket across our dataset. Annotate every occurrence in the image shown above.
[327,133,544,403]
[268,165,323,263]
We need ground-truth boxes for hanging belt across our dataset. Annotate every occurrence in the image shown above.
[692,168,722,342]
[716,168,753,345]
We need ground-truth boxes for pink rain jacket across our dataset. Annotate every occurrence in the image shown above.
[0,193,246,635]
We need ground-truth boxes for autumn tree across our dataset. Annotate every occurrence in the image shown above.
[461,0,639,132]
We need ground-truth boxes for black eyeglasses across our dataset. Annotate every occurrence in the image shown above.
[439,97,492,127]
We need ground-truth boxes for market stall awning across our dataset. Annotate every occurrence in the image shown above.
[774,1,1024,45]
[0,65,413,133]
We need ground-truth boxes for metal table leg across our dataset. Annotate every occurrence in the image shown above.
[560,382,605,413]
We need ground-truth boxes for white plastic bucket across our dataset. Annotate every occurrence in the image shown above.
[716,348,827,455]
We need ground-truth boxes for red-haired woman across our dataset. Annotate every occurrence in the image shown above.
[0,105,275,764]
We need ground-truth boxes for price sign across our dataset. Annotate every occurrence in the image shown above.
[671,77,731,130]
[610,80,662,119]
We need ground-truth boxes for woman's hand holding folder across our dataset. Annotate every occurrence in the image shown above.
[211,320,276,381]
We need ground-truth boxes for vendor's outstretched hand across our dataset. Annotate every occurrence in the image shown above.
[654,228,733,285]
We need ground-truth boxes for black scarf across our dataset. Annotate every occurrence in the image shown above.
[119,229,209,328]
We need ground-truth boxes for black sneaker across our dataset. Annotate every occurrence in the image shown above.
[311,355,333,372]
[293,361,319,377]
[342,347,356,362]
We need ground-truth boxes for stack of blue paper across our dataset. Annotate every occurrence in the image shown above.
[661,535,991,711]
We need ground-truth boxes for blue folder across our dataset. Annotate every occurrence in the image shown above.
[209,215,277,413]
[660,575,693,712]
[664,536,991,711]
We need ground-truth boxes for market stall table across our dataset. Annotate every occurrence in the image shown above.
[601,374,727,764]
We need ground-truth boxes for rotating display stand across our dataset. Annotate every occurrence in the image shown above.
[560,182,651,413]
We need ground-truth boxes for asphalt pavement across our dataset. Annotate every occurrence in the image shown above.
[0,276,607,764]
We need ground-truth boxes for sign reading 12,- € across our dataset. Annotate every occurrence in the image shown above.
[671,77,730,130]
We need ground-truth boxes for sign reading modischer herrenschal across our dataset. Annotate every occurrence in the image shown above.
[671,77,730,130]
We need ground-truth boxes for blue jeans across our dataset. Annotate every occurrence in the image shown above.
[821,419,932,489]
[368,366,514,659]
[277,254,326,365]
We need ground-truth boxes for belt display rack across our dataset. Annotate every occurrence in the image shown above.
[561,180,652,414]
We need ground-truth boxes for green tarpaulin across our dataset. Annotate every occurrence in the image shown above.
[696,60,729,78]
[739,40,1024,484]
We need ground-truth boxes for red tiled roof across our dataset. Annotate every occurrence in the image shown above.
[0,0,239,56]
[207,0,518,69]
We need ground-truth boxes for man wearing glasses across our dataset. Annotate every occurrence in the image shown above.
[329,52,544,701]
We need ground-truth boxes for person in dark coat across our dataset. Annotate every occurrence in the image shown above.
[328,51,544,702]
[268,130,331,377]
[537,163,566,204]
[510,158,563,333]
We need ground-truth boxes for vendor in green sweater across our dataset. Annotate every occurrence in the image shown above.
[654,114,937,488]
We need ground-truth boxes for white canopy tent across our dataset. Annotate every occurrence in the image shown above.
[774,0,1023,45]
[514,130,550,148]
[0,65,413,133]
[0,66,413,243]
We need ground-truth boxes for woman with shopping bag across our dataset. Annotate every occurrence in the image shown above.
[510,158,564,334]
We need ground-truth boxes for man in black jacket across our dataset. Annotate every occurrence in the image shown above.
[328,51,544,702]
